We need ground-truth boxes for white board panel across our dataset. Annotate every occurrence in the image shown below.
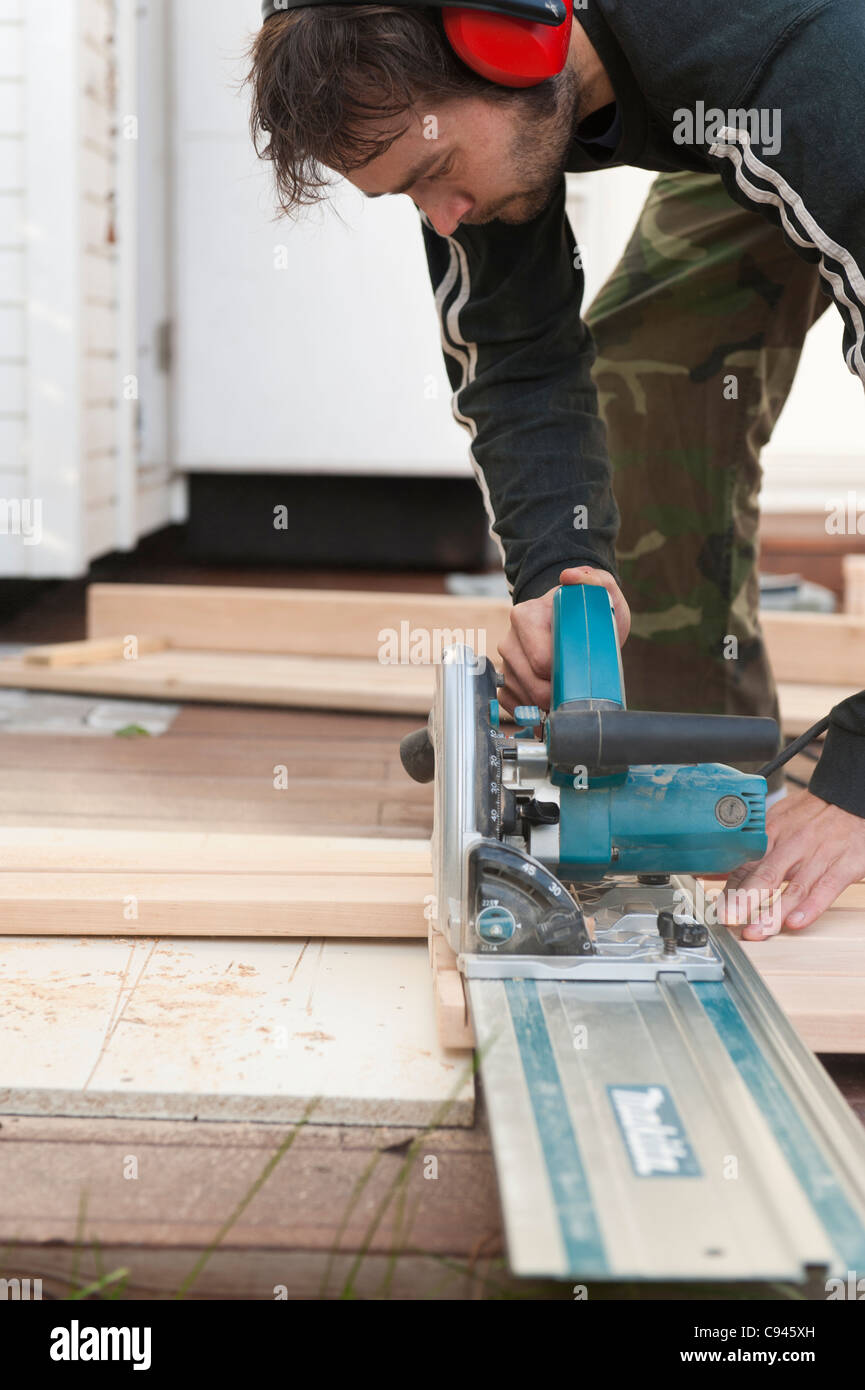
[0,935,474,1125]
[0,248,24,299]
[0,77,23,131]
[0,133,23,187]
[0,417,25,467]
[0,362,24,414]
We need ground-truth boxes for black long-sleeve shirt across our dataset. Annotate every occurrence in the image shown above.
[422,0,865,815]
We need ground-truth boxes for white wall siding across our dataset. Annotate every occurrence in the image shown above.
[81,0,120,563]
[20,0,85,576]
[0,0,26,569]
[0,0,173,579]
[129,0,177,535]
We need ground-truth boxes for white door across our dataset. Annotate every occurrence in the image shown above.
[169,0,469,478]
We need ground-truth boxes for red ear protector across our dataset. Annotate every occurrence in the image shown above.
[260,0,572,88]
[442,4,572,87]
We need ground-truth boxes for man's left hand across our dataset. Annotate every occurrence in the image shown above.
[717,788,865,940]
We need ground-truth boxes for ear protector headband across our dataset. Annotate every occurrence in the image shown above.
[260,0,572,88]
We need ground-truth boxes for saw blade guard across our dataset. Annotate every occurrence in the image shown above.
[428,643,593,964]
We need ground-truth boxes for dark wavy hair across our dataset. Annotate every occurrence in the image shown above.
[247,5,559,213]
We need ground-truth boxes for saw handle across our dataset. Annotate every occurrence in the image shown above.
[546,709,779,772]
[552,583,624,710]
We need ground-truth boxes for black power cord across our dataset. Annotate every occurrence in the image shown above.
[799,744,822,762]
[758,714,831,780]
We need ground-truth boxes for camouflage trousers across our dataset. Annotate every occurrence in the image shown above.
[585,170,828,779]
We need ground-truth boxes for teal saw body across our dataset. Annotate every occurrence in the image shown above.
[547,584,770,881]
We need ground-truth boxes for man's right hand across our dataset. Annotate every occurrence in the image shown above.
[497,565,631,713]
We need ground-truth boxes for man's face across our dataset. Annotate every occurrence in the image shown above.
[345,80,578,236]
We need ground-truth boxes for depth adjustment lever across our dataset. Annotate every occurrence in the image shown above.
[520,797,560,826]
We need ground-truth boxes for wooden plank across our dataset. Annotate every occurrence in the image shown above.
[87,583,510,661]
[763,611,865,686]
[0,768,432,808]
[697,887,865,1050]
[702,879,865,938]
[738,935,865,973]
[843,554,865,615]
[0,810,432,838]
[0,733,392,779]
[0,648,436,714]
[0,870,428,936]
[0,827,431,875]
[777,681,858,735]
[430,929,475,1051]
[743,973,865,1053]
[763,909,865,941]
[0,769,430,825]
[170,704,419,742]
[24,634,168,667]
[0,701,430,838]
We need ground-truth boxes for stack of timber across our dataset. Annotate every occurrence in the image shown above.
[0,582,860,730]
[0,827,429,938]
[0,585,483,714]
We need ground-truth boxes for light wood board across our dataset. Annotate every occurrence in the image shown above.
[24,635,168,667]
[429,929,475,1051]
[0,871,429,937]
[0,829,430,937]
[775,681,858,734]
[0,827,431,875]
[86,583,509,660]
[700,882,865,1054]
[761,610,865,686]
[0,648,436,714]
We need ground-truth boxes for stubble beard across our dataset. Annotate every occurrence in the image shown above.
[466,66,581,226]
